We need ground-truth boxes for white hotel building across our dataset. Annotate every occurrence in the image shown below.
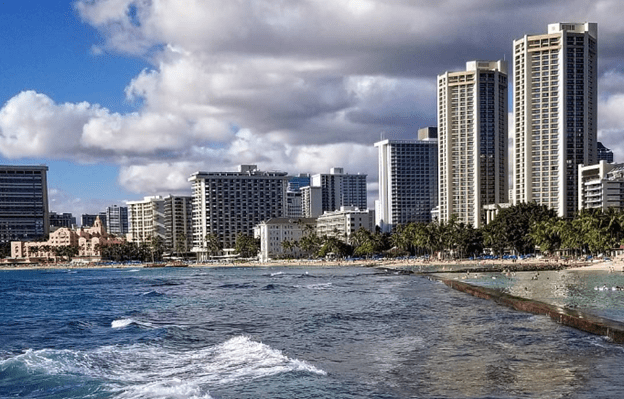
[578,161,624,211]
[127,196,167,244]
[513,22,597,218]
[189,165,289,251]
[437,60,508,227]
[316,206,374,241]
[255,217,316,262]
[375,127,438,233]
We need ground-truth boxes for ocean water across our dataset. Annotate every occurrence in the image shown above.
[439,269,624,322]
[1,266,624,398]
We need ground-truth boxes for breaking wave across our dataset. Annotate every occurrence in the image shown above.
[0,335,325,398]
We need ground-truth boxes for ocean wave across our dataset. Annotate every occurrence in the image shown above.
[217,283,256,289]
[294,282,333,290]
[0,336,325,398]
[140,290,164,297]
[111,318,154,329]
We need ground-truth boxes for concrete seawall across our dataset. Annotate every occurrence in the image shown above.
[440,278,624,344]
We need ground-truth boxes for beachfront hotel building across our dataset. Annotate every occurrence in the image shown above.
[189,165,290,252]
[127,196,166,245]
[578,161,624,210]
[163,195,193,254]
[513,22,598,218]
[437,60,508,228]
[301,168,367,218]
[127,195,193,253]
[11,216,122,262]
[0,165,49,243]
[375,127,438,233]
[255,217,316,262]
[316,206,375,242]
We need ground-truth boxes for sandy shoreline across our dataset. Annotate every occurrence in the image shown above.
[0,256,619,272]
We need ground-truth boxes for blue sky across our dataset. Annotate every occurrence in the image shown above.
[0,0,149,213]
[0,1,146,112]
[1,0,624,221]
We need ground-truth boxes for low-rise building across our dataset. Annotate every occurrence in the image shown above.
[255,218,316,262]
[316,206,374,243]
[11,216,120,262]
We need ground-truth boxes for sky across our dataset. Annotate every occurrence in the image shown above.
[2,0,624,221]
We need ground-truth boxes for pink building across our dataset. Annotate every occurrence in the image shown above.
[11,217,121,263]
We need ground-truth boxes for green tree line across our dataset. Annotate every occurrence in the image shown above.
[279,203,624,260]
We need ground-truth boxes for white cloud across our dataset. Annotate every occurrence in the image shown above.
[5,0,624,207]
[82,111,191,153]
[0,91,104,159]
[598,92,624,162]
[118,161,204,194]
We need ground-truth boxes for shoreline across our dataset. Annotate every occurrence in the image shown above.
[0,256,617,272]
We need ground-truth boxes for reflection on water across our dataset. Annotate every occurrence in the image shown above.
[439,269,624,322]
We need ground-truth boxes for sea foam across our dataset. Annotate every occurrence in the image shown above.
[111,319,134,329]
[0,335,325,398]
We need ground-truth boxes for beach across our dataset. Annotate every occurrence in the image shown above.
[0,254,616,272]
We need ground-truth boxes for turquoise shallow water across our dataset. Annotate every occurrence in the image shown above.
[438,269,624,322]
[2,266,624,398]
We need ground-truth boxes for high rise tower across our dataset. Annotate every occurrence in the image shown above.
[437,60,508,227]
[0,165,49,242]
[375,127,438,233]
[513,22,597,218]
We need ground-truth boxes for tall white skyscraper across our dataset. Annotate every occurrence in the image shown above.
[437,60,508,227]
[375,127,438,233]
[513,22,597,218]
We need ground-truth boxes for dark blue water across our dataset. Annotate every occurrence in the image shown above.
[1,266,624,398]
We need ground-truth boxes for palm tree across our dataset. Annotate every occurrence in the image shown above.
[40,245,51,263]
[175,232,188,259]
[204,233,222,258]
[235,233,260,258]
[149,235,165,262]
[530,218,561,255]
[29,245,40,259]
